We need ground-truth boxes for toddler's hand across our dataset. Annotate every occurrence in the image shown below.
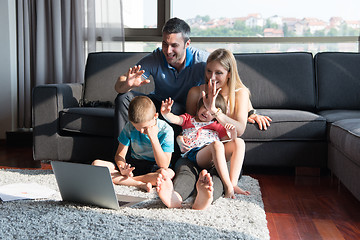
[160,98,174,115]
[225,123,237,139]
[176,135,191,153]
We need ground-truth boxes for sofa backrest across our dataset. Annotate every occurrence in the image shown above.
[315,52,360,110]
[83,52,154,104]
[234,52,316,111]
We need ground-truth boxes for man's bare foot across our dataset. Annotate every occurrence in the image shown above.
[192,170,214,210]
[234,185,250,195]
[156,169,182,208]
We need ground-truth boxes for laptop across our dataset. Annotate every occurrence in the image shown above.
[51,161,147,210]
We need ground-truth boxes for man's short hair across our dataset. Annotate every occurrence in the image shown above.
[128,96,156,123]
[162,17,190,43]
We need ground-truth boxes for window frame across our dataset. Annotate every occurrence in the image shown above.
[123,0,360,51]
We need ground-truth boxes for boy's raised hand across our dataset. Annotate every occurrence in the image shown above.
[160,97,174,115]
[119,163,135,177]
[225,123,237,140]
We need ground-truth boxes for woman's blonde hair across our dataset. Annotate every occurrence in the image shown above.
[206,48,249,116]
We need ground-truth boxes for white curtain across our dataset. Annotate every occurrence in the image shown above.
[16,0,124,128]
[85,0,125,53]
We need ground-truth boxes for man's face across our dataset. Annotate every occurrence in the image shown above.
[162,32,190,68]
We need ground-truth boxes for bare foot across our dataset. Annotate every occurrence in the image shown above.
[156,169,182,208]
[192,170,214,210]
[224,185,236,199]
[234,185,250,195]
[137,182,153,192]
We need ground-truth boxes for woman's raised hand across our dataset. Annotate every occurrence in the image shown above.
[202,79,221,113]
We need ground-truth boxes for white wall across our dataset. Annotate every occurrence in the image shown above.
[0,0,17,139]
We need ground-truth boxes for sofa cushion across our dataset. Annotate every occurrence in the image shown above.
[235,52,316,111]
[329,119,360,167]
[315,52,360,110]
[242,109,326,141]
[318,110,360,123]
[83,52,154,104]
[59,107,114,137]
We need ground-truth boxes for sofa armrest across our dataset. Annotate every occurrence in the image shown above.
[32,83,83,160]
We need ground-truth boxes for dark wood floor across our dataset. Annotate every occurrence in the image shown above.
[1,141,360,239]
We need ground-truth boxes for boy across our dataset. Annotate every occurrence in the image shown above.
[92,96,174,192]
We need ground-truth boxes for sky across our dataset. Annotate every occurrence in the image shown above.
[144,0,360,25]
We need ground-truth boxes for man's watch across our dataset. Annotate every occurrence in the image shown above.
[248,109,257,117]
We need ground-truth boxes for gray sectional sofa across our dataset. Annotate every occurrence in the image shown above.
[32,51,360,201]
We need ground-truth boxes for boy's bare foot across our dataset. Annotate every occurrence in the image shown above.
[137,182,153,192]
[192,170,214,210]
[156,169,182,208]
[234,185,250,195]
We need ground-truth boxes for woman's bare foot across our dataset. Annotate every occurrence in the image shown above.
[224,185,236,199]
[192,170,214,210]
[156,169,182,208]
[234,185,250,195]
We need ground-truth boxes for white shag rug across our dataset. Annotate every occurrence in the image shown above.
[0,169,269,240]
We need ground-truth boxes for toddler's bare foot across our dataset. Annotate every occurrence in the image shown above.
[192,170,214,210]
[234,185,250,195]
[156,169,182,208]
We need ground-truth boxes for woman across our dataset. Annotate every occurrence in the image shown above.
[156,49,271,210]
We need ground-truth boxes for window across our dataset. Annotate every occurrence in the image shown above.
[171,0,360,53]
[123,0,157,28]
[119,0,360,53]
[172,0,360,38]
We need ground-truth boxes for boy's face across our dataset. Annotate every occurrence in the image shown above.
[131,114,158,134]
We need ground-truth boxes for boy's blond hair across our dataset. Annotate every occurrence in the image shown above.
[128,96,156,123]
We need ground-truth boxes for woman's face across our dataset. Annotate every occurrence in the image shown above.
[205,60,230,89]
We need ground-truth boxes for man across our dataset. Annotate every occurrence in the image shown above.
[114,17,209,138]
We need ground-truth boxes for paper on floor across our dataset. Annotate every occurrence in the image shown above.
[0,182,57,201]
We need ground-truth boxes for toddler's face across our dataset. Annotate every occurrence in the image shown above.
[196,105,213,122]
